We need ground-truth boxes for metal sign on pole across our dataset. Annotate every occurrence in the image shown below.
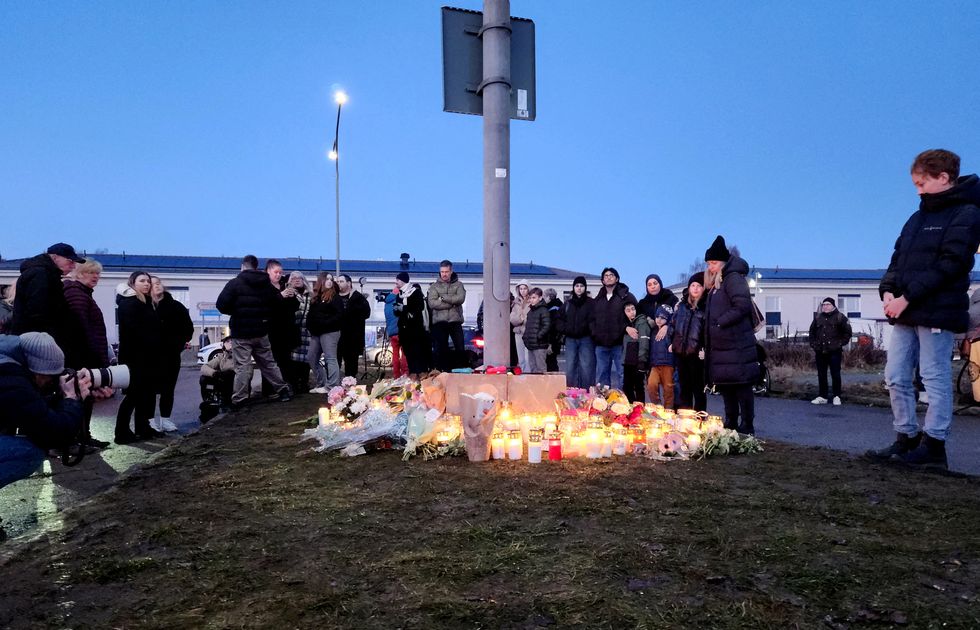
[441,2,535,367]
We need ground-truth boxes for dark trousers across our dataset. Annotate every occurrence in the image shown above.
[623,364,646,403]
[116,366,155,437]
[264,344,295,396]
[718,384,755,434]
[815,350,842,398]
[431,321,465,372]
[339,341,362,378]
[676,353,707,412]
[158,354,181,417]
[290,360,311,393]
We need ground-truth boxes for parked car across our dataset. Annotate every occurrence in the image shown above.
[197,342,224,364]
[428,325,485,369]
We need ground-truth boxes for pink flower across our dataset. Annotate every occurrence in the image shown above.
[327,386,346,405]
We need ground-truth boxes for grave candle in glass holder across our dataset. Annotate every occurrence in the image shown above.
[569,430,584,457]
[586,421,604,459]
[507,429,523,460]
[527,428,544,464]
[318,408,331,428]
[436,430,452,445]
[497,402,514,428]
[543,414,557,437]
[686,433,702,453]
[630,425,646,445]
[548,432,563,461]
[491,432,505,460]
[600,430,613,458]
[613,426,628,455]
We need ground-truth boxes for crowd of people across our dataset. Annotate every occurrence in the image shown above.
[1,149,978,477]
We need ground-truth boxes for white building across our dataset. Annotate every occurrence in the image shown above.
[0,252,599,347]
[669,267,980,347]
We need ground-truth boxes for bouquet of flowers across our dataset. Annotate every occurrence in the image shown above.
[369,375,418,414]
[300,405,408,455]
[328,376,370,422]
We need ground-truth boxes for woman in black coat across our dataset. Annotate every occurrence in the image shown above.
[394,276,428,378]
[150,276,193,432]
[671,272,707,412]
[703,236,759,433]
[115,271,164,443]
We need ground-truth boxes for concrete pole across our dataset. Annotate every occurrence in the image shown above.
[482,0,512,367]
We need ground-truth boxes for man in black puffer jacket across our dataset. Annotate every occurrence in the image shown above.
[869,149,980,469]
[216,255,292,408]
[808,297,851,406]
[591,267,636,390]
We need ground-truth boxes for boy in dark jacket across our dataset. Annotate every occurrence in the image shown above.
[621,300,650,403]
[869,149,980,469]
[522,288,551,374]
[646,305,675,409]
[557,276,595,388]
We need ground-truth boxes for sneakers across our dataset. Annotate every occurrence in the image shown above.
[310,386,328,394]
[149,417,163,432]
[811,396,828,405]
[899,435,948,470]
[832,396,842,406]
[866,432,921,460]
[158,417,179,432]
[278,387,293,403]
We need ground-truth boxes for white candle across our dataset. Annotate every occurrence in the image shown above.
[613,435,627,456]
[686,434,702,453]
[507,431,523,460]
[491,434,505,460]
[527,442,542,464]
[586,430,602,459]
[601,432,613,458]
[318,408,330,428]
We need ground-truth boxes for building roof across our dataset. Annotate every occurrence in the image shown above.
[0,253,599,281]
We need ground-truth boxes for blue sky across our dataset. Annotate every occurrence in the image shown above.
[2,1,978,290]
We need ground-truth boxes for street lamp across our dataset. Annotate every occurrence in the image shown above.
[329,90,348,276]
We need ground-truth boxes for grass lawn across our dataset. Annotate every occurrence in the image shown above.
[1,396,978,629]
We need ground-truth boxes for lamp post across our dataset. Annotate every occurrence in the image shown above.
[328,90,348,276]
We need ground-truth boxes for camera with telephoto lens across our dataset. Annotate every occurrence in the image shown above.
[63,365,131,392]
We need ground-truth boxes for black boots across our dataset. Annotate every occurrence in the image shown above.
[901,435,948,470]
[866,432,921,460]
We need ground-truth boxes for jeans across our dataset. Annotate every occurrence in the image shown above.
[595,344,623,390]
[564,336,595,389]
[431,321,465,372]
[232,336,288,404]
[0,436,45,489]
[309,331,342,389]
[884,323,954,440]
[815,350,842,398]
[514,335,528,371]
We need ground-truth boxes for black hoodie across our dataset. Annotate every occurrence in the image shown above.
[216,269,285,339]
[558,292,594,339]
[880,173,980,333]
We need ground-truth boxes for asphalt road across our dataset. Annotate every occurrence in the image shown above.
[2,368,978,542]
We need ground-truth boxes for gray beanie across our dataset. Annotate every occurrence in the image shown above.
[19,332,65,375]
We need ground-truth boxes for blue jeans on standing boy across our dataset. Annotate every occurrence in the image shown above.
[594,344,623,390]
[564,336,595,388]
[884,323,954,440]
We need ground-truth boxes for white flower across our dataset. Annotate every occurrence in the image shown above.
[610,403,630,416]
[342,376,357,387]
[592,398,608,412]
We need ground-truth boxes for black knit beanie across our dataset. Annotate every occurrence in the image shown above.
[689,271,705,287]
[704,235,731,262]
[396,272,410,283]
[572,275,587,288]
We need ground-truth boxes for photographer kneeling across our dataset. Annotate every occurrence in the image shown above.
[0,332,105,488]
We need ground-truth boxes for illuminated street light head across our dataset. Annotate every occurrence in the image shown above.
[334,91,348,105]
[328,149,338,161]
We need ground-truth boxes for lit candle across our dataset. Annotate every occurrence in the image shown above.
[318,407,331,428]
[613,427,628,456]
[600,430,613,458]
[630,425,646,445]
[586,422,603,459]
[528,428,544,464]
[686,433,702,453]
[491,432,505,460]
[497,402,513,428]
[507,429,523,460]
[548,432,563,461]
[436,431,451,445]
[569,430,584,458]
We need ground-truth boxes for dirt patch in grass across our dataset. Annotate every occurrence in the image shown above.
[1,397,979,628]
